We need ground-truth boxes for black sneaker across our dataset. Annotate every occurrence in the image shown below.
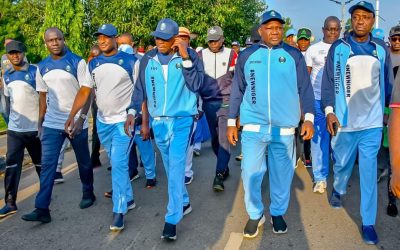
[221,168,230,180]
[110,213,124,231]
[387,202,398,217]
[183,204,192,216]
[79,193,96,209]
[146,178,157,189]
[161,222,177,241]
[243,215,266,238]
[21,208,51,223]
[271,215,288,234]
[54,172,64,184]
[213,174,225,192]
[185,176,194,185]
[0,204,18,218]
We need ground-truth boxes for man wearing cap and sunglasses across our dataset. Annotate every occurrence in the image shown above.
[66,24,140,231]
[125,18,204,241]
[22,28,94,223]
[0,41,42,218]
[199,25,238,192]
[227,9,315,238]
[321,1,394,245]
[389,24,400,78]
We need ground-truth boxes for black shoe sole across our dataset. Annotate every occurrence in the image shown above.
[213,185,224,192]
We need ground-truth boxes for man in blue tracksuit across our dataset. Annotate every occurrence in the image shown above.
[321,1,393,245]
[227,10,315,238]
[125,18,203,241]
[65,24,139,231]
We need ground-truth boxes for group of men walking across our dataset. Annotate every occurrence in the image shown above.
[1,0,400,245]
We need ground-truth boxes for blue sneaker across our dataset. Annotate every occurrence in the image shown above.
[361,225,379,245]
[0,204,17,218]
[329,189,342,209]
[110,213,124,231]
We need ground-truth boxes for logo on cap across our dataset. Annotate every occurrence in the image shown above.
[25,74,30,81]
[160,23,166,31]
[360,1,365,5]
[209,28,217,34]
[119,59,124,65]
[301,30,307,35]
[66,65,71,72]
[270,11,275,16]
[101,24,107,30]
[279,57,286,63]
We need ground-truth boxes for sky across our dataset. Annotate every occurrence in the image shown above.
[265,0,400,41]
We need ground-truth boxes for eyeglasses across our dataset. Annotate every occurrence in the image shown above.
[391,37,400,42]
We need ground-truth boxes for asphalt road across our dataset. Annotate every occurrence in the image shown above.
[0,138,399,250]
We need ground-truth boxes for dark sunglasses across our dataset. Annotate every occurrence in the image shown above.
[391,37,400,42]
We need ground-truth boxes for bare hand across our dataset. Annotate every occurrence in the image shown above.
[64,117,74,137]
[390,171,400,198]
[301,120,314,140]
[326,113,340,136]
[227,126,238,146]
[38,125,43,140]
[172,38,189,58]
[124,114,135,137]
[141,124,150,141]
[69,117,84,139]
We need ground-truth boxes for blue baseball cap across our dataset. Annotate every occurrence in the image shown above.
[260,10,285,25]
[285,28,296,38]
[349,1,375,16]
[94,24,118,37]
[151,18,178,40]
[118,44,134,54]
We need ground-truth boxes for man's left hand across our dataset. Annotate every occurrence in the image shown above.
[301,120,314,140]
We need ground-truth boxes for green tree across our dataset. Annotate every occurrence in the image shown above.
[0,0,24,56]
[39,0,86,58]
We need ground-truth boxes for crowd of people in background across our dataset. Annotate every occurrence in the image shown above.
[1,0,400,246]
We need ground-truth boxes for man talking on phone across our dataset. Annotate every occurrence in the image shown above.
[125,18,204,241]
[321,1,393,244]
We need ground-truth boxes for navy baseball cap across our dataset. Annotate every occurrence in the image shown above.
[349,1,375,16]
[151,18,179,41]
[6,40,26,53]
[260,10,285,25]
[94,24,118,37]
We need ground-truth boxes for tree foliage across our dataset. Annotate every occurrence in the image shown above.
[0,0,266,62]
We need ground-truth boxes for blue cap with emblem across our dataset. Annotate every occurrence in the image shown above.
[349,1,375,16]
[151,18,179,41]
[260,10,285,25]
[94,24,118,37]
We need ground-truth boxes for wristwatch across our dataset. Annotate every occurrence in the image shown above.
[79,113,87,120]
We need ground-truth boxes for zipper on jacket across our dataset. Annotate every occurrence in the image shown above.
[267,47,272,134]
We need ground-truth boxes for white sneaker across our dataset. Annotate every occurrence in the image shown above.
[313,181,327,194]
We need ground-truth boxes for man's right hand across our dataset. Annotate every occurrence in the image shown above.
[124,114,135,137]
[326,113,340,136]
[227,126,238,146]
[37,125,43,140]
